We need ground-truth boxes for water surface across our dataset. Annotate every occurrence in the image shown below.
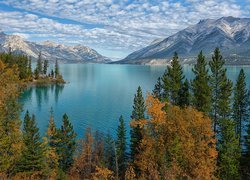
[19,64,250,138]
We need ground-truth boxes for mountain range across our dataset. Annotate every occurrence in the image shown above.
[117,16,250,65]
[0,31,111,63]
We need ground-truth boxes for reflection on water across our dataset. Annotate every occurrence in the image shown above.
[19,64,250,138]
[20,84,64,110]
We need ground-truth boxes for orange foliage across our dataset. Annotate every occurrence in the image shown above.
[132,94,217,179]
[92,166,114,180]
[125,164,136,180]
[0,60,22,175]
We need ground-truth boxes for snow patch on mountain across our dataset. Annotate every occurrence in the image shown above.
[0,32,111,63]
[119,17,250,65]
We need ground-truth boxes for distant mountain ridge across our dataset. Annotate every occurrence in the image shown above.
[117,16,250,65]
[0,31,111,63]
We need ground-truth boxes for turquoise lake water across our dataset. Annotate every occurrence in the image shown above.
[19,64,250,138]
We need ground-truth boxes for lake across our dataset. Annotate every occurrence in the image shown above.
[19,64,250,138]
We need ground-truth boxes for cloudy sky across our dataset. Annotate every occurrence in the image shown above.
[0,0,249,59]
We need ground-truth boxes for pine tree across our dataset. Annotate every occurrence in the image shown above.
[218,118,240,179]
[51,69,54,78]
[104,132,116,172]
[167,52,184,105]
[57,113,77,172]
[27,57,32,79]
[233,69,249,146]
[209,47,232,133]
[43,60,49,75]
[152,77,163,100]
[242,123,250,175]
[15,111,45,176]
[36,52,43,75]
[55,59,59,78]
[116,115,127,178]
[130,86,145,161]
[177,79,190,107]
[161,70,170,103]
[45,109,59,174]
[191,51,211,114]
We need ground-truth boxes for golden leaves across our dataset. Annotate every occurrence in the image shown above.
[135,94,217,179]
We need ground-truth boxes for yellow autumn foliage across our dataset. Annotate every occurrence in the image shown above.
[132,94,217,179]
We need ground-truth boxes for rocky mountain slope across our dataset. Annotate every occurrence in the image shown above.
[0,31,111,63]
[117,16,250,65]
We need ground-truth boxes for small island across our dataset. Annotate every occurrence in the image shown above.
[0,50,65,87]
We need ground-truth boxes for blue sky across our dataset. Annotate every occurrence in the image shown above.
[0,0,249,59]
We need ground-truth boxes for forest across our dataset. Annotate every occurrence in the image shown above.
[0,47,250,179]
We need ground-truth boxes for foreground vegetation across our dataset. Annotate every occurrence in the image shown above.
[0,48,249,179]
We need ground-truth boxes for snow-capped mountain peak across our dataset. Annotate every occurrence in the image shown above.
[118,16,250,65]
[0,32,111,63]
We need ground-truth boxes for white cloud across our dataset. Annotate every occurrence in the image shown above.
[0,0,248,58]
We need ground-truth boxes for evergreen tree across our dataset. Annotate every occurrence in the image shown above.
[177,79,190,107]
[51,69,54,78]
[116,115,127,178]
[43,60,49,75]
[15,111,45,175]
[233,69,249,146]
[57,113,77,172]
[27,57,32,78]
[209,47,232,133]
[34,68,39,79]
[152,77,163,100]
[45,108,59,174]
[242,123,250,175]
[191,51,211,114]
[104,132,116,172]
[161,69,170,103]
[166,52,184,105]
[130,86,146,161]
[36,52,43,75]
[218,118,240,179]
[55,59,59,78]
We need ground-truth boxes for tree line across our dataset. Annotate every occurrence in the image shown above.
[0,47,249,179]
[0,51,64,84]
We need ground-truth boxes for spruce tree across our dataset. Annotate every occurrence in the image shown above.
[104,132,116,172]
[177,79,190,107]
[218,118,240,179]
[116,115,127,178]
[28,57,32,78]
[45,109,59,173]
[209,47,232,133]
[152,77,163,100]
[233,69,249,146]
[55,59,59,78]
[36,52,43,75]
[243,123,250,175]
[15,111,45,175]
[161,70,170,103]
[167,52,184,105]
[51,69,54,78]
[43,60,49,75]
[57,113,77,172]
[130,86,145,161]
[191,51,211,114]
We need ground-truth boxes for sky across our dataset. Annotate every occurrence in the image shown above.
[0,0,249,59]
